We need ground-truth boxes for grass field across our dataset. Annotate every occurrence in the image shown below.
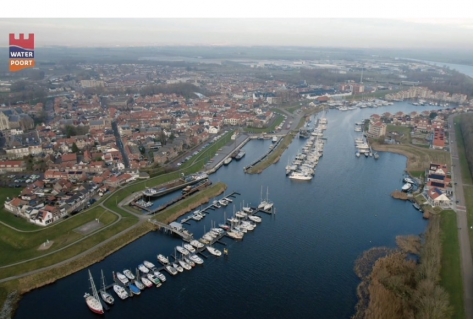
[453,115,473,249]
[386,124,412,143]
[440,210,465,319]
[453,116,473,183]
[0,206,118,268]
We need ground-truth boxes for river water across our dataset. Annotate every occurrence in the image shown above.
[15,102,443,319]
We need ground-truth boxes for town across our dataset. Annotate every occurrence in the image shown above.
[0,55,472,226]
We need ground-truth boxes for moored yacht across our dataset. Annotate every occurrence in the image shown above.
[157,254,169,265]
[179,259,192,271]
[206,246,222,256]
[143,260,155,269]
[183,243,196,253]
[113,284,129,300]
[176,246,190,255]
[115,272,129,285]
[138,264,149,274]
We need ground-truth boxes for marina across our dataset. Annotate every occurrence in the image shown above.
[14,102,434,319]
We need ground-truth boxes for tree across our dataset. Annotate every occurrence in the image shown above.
[71,143,79,153]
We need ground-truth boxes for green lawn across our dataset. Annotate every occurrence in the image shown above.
[0,206,118,268]
[440,210,465,319]
[453,116,473,184]
[386,124,412,143]
[464,185,473,250]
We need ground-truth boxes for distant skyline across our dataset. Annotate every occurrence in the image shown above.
[0,18,472,52]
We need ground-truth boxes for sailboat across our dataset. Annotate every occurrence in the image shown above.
[263,187,273,211]
[99,269,114,305]
[258,186,268,210]
[84,269,104,314]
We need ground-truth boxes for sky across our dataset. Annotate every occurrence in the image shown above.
[0,0,472,51]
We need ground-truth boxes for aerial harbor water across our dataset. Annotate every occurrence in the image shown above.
[15,102,444,319]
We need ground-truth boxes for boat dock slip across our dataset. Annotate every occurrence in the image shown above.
[148,220,194,242]
[140,179,213,215]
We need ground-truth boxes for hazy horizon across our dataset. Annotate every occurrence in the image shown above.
[1,18,472,52]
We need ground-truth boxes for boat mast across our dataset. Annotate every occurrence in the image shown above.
[88,269,100,301]
[100,269,107,292]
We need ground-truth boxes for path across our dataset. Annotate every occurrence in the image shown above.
[447,114,472,319]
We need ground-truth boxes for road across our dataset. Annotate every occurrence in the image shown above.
[111,121,130,169]
[447,114,472,319]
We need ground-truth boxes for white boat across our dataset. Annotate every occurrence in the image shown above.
[192,210,204,221]
[356,151,360,158]
[202,234,214,242]
[99,270,114,306]
[248,215,262,223]
[134,279,145,290]
[184,256,195,267]
[404,177,415,184]
[289,171,312,181]
[219,223,230,230]
[226,230,244,240]
[153,270,167,282]
[113,284,129,300]
[85,270,105,314]
[190,240,204,249]
[206,246,222,256]
[165,264,178,276]
[235,211,247,218]
[140,276,153,288]
[223,157,232,165]
[211,228,225,235]
[179,259,192,271]
[138,264,149,273]
[123,269,135,280]
[147,273,162,287]
[272,136,278,143]
[115,272,129,285]
[183,243,196,253]
[242,206,254,214]
[157,254,169,264]
[173,262,184,273]
[176,246,190,255]
[218,199,228,206]
[189,254,204,265]
[402,183,412,192]
[143,260,155,269]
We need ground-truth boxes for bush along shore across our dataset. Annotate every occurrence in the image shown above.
[0,182,228,319]
[352,215,452,319]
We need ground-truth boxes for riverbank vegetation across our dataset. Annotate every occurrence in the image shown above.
[353,215,453,319]
[457,113,473,177]
[371,143,451,172]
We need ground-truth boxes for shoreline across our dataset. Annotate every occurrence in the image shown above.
[0,182,227,319]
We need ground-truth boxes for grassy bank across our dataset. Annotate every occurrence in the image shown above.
[453,116,473,183]
[0,206,119,268]
[386,124,412,143]
[0,220,152,316]
[372,143,451,173]
[440,210,465,319]
[453,115,473,249]
[246,133,296,174]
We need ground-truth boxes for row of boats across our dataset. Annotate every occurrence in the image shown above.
[85,192,270,314]
[354,135,379,159]
[402,176,416,192]
[286,118,327,181]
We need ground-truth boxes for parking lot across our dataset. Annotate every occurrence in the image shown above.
[0,172,43,188]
